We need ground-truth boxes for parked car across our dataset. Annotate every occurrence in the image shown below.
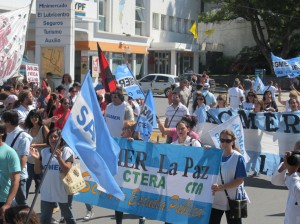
[138,74,180,97]
[179,73,216,92]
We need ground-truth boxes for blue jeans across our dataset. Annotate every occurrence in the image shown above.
[26,163,41,198]
[85,203,93,211]
[15,179,27,206]
[40,200,76,224]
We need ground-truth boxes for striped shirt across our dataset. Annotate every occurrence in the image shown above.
[165,103,189,128]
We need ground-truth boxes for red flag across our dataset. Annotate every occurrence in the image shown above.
[97,43,117,92]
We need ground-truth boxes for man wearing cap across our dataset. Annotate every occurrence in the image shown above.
[202,83,216,107]
[173,79,191,107]
[228,78,244,109]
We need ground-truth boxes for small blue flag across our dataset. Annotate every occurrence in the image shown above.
[114,65,145,99]
[134,90,157,141]
[62,71,124,200]
[253,76,265,94]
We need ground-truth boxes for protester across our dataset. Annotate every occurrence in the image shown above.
[105,87,134,137]
[56,85,66,100]
[228,79,244,109]
[128,96,140,121]
[68,87,77,108]
[171,117,201,146]
[173,79,191,107]
[94,76,104,91]
[101,92,111,112]
[30,128,76,224]
[264,81,277,100]
[278,89,300,112]
[164,91,189,143]
[253,99,264,112]
[2,110,32,206]
[0,121,21,224]
[44,93,60,128]
[36,87,51,116]
[192,93,209,124]
[263,90,278,112]
[4,205,40,224]
[53,97,71,130]
[46,72,56,92]
[202,83,216,107]
[114,120,145,224]
[242,75,252,96]
[72,82,81,93]
[167,84,177,105]
[209,129,247,224]
[289,98,300,112]
[242,92,257,111]
[215,94,228,108]
[14,90,34,128]
[61,74,72,96]
[157,115,199,142]
[24,109,49,198]
[191,84,203,102]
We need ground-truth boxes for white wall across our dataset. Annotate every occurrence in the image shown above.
[199,19,257,57]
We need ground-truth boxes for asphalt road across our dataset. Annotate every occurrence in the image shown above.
[27,90,291,224]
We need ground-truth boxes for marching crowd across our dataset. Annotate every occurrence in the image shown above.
[0,72,299,224]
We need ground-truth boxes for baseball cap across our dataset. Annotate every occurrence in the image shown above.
[203,83,210,88]
[4,94,18,107]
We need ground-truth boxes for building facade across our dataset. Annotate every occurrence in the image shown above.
[0,0,201,83]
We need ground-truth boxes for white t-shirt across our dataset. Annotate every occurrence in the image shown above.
[228,87,244,109]
[242,101,254,111]
[40,146,74,203]
[172,136,201,147]
[264,85,277,100]
[105,102,134,137]
[14,105,34,125]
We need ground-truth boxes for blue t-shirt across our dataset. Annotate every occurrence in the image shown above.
[222,153,247,178]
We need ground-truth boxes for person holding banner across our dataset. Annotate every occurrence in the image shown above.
[216,94,228,108]
[241,92,257,111]
[278,88,300,112]
[210,129,247,224]
[192,93,209,124]
[262,90,278,112]
[171,117,201,147]
[156,116,199,143]
[30,128,76,224]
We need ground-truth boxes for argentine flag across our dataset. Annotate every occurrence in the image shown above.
[253,76,265,94]
[62,71,124,200]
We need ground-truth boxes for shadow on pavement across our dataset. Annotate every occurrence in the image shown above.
[245,176,286,190]
[266,212,285,217]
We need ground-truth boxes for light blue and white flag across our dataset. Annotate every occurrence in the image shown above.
[62,71,124,200]
[114,65,145,99]
[272,53,300,78]
[253,76,265,94]
[208,115,250,163]
[134,90,156,141]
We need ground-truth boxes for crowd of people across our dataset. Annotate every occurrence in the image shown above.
[0,72,299,224]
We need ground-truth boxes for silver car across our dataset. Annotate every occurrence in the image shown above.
[138,74,180,97]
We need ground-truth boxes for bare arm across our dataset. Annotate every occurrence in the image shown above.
[277,88,286,105]
[20,155,27,169]
[55,148,72,174]
[0,172,20,217]
[157,118,171,135]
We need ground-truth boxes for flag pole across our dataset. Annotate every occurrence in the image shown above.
[25,135,62,224]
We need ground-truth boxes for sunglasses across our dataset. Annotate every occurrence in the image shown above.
[248,94,254,97]
[217,98,223,101]
[63,102,70,105]
[220,138,233,143]
[30,114,39,119]
[197,98,204,100]
[122,127,131,131]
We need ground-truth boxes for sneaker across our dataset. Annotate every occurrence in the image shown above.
[59,217,65,223]
[139,217,146,224]
[83,211,94,221]
[51,219,59,224]
[52,207,59,214]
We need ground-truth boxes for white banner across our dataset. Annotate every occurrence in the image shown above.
[0,6,30,85]
[26,63,40,83]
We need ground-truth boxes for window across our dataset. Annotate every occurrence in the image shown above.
[152,13,159,30]
[156,76,169,82]
[140,75,155,82]
[183,19,188,33]
[135,0,145,36]
[161,15,166,30]
[98,0,106,31]
[169,16,174,32]
[177,18,181,33]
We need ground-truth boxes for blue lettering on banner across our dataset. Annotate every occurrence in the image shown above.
[44,164,60,171]
[76,106,95,142]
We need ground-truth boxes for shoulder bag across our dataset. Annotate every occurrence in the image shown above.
[220,167,248,219]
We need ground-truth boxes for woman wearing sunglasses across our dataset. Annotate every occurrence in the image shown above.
[241,92,257,111]
[209,129,247,224]
[192,93,209,124]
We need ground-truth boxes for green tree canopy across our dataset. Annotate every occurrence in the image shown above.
[200,0,300,73]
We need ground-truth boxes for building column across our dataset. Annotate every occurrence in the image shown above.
[143,54,148,78]
[171,50,176,75]
[193,52,199,73]
[132,54,136,77]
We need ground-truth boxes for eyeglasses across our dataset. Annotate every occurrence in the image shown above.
[220,138,233,143]
[248,94,254,97]
[197,98,204,100]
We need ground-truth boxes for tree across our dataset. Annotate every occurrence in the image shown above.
[199,0,300,73]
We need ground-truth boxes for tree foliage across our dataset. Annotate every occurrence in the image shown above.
[200,0,300,73]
